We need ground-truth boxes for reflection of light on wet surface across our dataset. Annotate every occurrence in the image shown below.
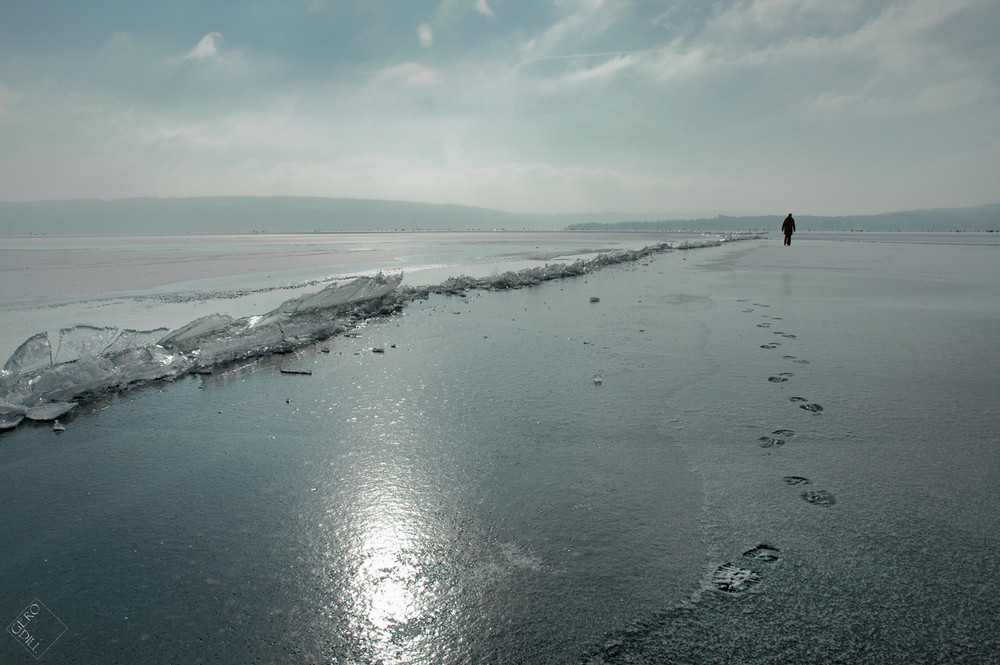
[353,497,422,640]
[307,383,446,663]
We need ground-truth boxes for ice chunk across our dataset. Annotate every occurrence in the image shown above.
[5,345,189,404]
[191,319,289,368]
[270,313,349,348]
[289,275,390,310]
[265,273,403,317]
[2,332,53,377]
[175,276,401,369]
[159,314,238,353]
[1,403,27,431]
[54,325,119,363]
[103,328,170,355]
[1,412,25,431]
[1,275,403,411]
[104,345,189,386]
[24,401,77,421]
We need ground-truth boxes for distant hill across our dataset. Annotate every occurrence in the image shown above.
[1,197,998,235]
[0,197,555,236]
[565,203,1000,233]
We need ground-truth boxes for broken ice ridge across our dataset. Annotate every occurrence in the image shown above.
[0,273,405,424]
[0,236,756,430]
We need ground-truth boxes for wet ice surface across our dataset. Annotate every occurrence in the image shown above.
[1,238,718,664]
[2,233,1000,664]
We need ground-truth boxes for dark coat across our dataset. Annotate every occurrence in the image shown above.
[781,215,795,235]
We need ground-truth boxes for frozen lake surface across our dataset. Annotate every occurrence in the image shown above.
[0,231,707,364]
[1,231,999,663]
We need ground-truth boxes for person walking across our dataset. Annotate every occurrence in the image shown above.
[781,213,795,246]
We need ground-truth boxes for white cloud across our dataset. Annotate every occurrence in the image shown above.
[699,0,987,76]
[2,0,996,214]
[141,114,309,151]
[521,0,621,59]
[652,0,995,124]
[184,32,223,61]
[377,62,443,87]
[913,78,985,112]
[418,24,434,48]
[707,0,865,33]
[809,76,986,117]
[642,43,708,80]
[839,0,983,75]
[564,55,634,82]
[290,159,662,214]
[475,0,496,18]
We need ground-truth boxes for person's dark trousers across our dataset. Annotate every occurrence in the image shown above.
[784,234,792,246]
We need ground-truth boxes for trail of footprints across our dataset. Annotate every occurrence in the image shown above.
[711,301,836,595]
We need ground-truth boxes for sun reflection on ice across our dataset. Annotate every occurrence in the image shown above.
[312,392,444,664]
[302,360,543,663]
[355,508,422,635]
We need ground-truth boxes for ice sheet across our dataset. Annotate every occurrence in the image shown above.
[0,231,720,364]
[581,233,1000,663]
[0,236,750,427]
[2,232,998,664]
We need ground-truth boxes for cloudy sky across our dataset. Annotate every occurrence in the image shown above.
[1,0,997,215]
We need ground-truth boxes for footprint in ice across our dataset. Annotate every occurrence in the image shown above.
[799,403,824,412]
[778,333,797,339]
[783,356,811,364]
[768,373,793,383]
[761,343,780,349]
[711,563,760,594]
[782,475,811,486]
[758,429,793,448]
[789,396,807,402]
[743,544,781,562]
[801,489,836,506]
[757,322,772,328]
